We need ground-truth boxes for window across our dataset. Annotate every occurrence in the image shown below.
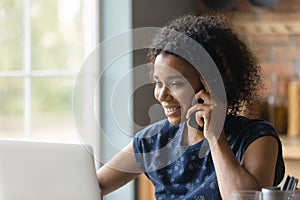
[0,0,98,143]
[0,0,134,198]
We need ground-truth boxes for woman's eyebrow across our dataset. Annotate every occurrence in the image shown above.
[152,75,159,80]
[153,75,185,80]
[166,75,185,80]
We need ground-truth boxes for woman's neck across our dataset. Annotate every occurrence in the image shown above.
[182,123,205,146]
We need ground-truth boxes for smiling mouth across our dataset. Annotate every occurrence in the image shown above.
[165,106,181,114]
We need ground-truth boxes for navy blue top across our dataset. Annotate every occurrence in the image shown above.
[133,114,285,200]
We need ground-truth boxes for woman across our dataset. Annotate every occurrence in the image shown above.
[97,14,284,200]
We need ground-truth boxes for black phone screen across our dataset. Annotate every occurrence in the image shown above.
[188,98,204,131]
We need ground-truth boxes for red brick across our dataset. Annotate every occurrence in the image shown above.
[271,46,300,62]
[259,13,300,22]
[247,35,291,45]
[251,45,270,61]
[228,12,257,22]
[271,0,300,12]
[262,75,290,98]
[261,61,295,78]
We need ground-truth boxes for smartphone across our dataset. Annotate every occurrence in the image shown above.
[188,98,204,131]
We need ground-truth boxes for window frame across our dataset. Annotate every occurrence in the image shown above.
[0,0,99,142]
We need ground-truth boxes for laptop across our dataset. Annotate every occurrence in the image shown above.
[0,139,101,200]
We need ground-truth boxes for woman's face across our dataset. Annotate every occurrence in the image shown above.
[153,53,202,125]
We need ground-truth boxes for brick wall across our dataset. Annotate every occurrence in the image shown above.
[226,0,300,96]
[230,0,300,133]
[199,0,300,96]
[198,0,300,131]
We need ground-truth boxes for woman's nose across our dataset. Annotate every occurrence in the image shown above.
[157,86,172,101]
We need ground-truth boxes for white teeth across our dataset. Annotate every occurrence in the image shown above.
[166,107,178,113]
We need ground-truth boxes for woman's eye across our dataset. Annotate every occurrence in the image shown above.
[170,82,184,87]
[155,81,163,87]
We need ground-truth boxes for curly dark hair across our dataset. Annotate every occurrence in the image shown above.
[147,14,263,115]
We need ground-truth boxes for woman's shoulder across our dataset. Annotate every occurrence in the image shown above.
[134,119,169,138]
[225,114,280,147]
[226,114,276,134]
[226,115,285,186]
[133,119,183,154]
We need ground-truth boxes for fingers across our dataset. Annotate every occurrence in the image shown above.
[186,102,213,120]
[186,76,215,130]
[191,89,210,105]
[198,76,226,108]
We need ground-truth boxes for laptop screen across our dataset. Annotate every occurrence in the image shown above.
[0,139,101,200]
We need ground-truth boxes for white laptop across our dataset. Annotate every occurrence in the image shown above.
[0,139,101,200]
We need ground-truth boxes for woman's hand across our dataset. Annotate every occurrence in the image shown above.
[185,77,225,143]
[186,89,213,136]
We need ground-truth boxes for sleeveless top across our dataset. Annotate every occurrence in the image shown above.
[133,114,285,200]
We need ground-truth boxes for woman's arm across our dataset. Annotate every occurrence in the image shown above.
[97,141,142,196]
[209,132,278,200]
[188,80,278,199]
